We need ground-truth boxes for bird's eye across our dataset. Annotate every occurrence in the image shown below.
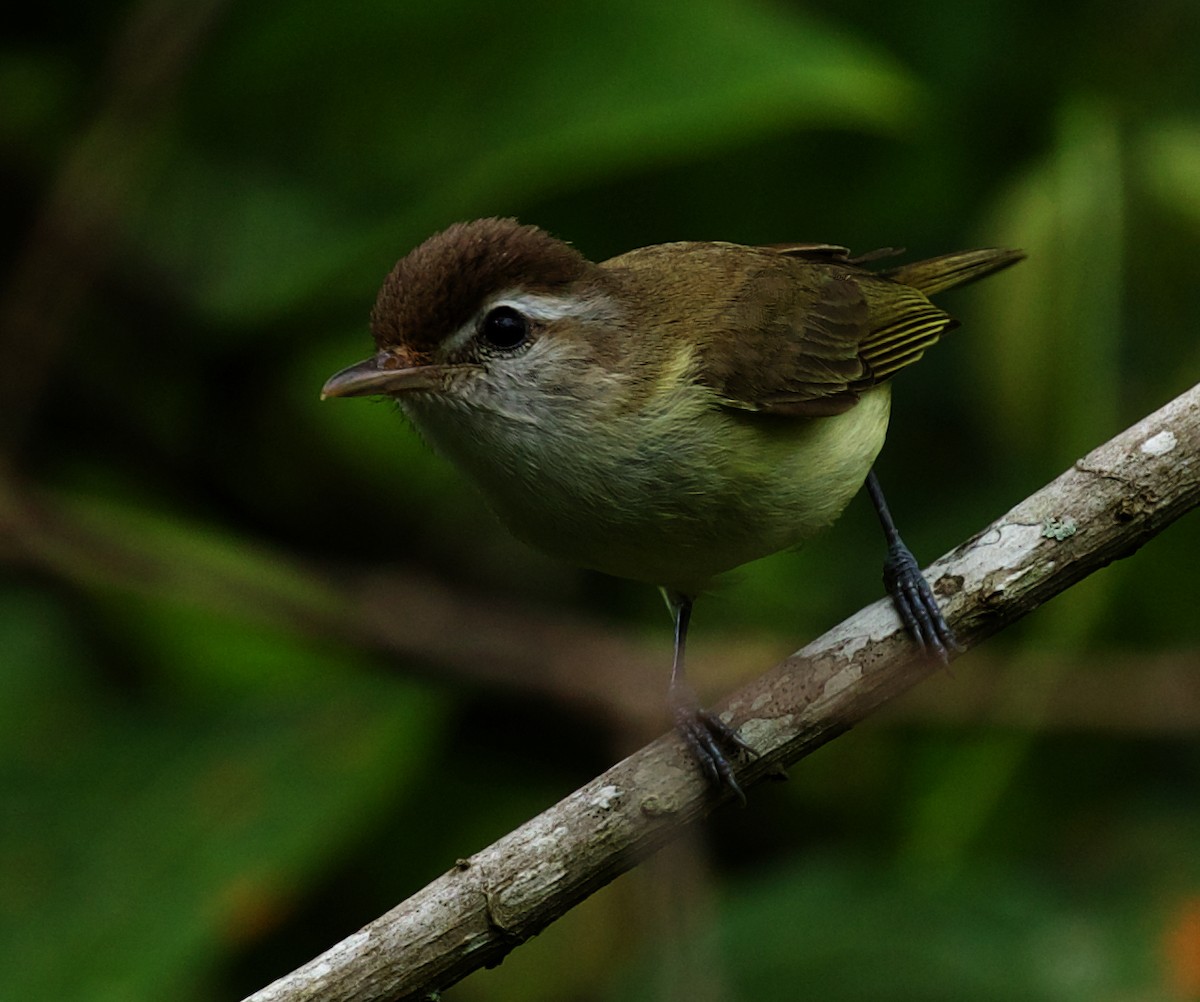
[479,306,529,351]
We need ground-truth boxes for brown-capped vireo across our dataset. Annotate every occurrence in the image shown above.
[323,219,1022,798]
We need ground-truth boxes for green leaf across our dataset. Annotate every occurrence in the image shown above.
[127,0,919,323]
[0,584,446,1002]
[1137,118,1200,231]
[974,99,1125,472]
[606,855,1162,1001]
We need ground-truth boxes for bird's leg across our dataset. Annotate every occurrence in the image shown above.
[865,469,958,661]
[662,588,755,803]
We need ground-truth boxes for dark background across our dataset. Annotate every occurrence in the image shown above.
[3,1,1199,999]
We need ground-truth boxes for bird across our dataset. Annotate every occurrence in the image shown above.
[322,218,1023,799]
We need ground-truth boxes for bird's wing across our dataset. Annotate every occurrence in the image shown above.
[764,242,906,266]
[757,241,851,259]
[701,256,956,417]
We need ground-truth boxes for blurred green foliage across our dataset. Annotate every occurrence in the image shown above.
[2,0,1199,999]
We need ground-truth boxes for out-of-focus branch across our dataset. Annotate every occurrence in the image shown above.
[2,389,1197,741]
[0,461,761,732]
[3,466,1199,735]
[881,648,1200,734]
[242,383,1199,1002]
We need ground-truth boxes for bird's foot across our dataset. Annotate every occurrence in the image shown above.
[671,691,756,804]
[882,539,959,663]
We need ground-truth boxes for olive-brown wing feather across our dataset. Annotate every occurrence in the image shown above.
[704,261,956,418]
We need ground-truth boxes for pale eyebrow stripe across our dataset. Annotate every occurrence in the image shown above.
[489,290,615,322]
[440,290,619,354]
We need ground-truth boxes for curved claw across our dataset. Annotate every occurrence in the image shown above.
[664,592,758,802]
[673,705,756,804]
[882,541,959,663]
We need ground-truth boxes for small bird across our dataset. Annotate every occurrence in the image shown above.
[323,218,1022,798]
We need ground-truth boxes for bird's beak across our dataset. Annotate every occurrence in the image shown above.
[321,351,444,399]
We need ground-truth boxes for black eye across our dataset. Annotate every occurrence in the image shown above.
[479,306,529,350]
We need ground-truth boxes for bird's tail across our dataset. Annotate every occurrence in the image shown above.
[880,247,1025,297]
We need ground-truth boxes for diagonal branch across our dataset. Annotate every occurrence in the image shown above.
[246,381,1200,1002]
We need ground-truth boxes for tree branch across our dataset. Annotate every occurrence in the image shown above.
[245,382,1200,1002]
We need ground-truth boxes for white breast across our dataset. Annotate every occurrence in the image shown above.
[404,369,891,595]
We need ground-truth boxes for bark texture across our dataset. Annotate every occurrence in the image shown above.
[247,382,1200,1002]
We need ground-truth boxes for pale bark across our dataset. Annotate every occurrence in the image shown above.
[245,383,1200,1002]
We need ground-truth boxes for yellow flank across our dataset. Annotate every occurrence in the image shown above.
[654,342,700,399]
